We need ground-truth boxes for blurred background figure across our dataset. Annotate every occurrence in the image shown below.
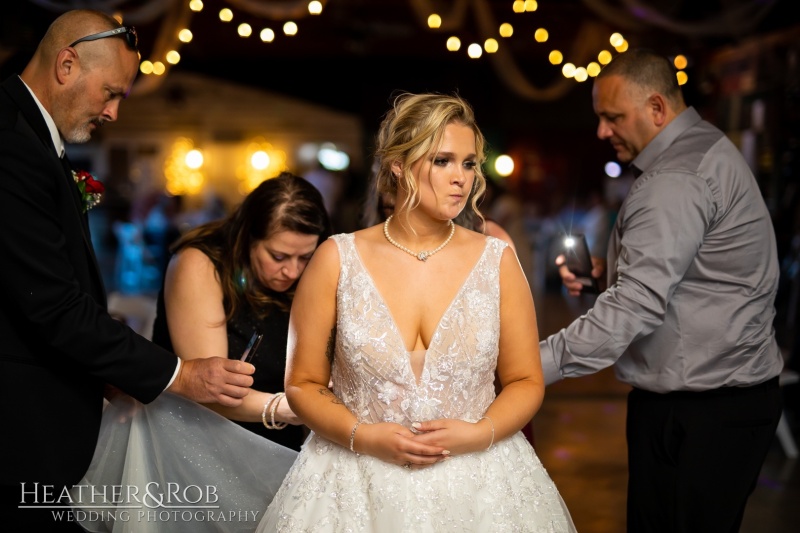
[479,177,535,286]
[175,190,227,233]
[304,162,345,221]
[142,193,182,282]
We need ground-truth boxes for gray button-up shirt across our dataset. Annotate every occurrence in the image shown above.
[540,107,784,392]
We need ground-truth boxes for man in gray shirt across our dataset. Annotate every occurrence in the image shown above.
[540,49,784,532]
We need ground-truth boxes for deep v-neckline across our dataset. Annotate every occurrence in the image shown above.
[348,235,490,384]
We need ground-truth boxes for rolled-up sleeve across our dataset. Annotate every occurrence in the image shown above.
[540,170,714,384]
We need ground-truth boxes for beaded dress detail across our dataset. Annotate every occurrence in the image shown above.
[258,233,575,533]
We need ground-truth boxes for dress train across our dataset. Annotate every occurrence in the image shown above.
[70,392,298,532]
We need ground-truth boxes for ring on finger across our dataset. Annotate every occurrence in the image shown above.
[403,462,412,469]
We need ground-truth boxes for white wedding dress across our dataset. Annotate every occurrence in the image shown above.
[258,234,575,532]
[70,392,298,532]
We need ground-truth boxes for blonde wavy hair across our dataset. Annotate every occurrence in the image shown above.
[373,92,487,230]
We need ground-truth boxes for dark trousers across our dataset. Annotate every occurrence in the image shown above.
[626,377,782,533]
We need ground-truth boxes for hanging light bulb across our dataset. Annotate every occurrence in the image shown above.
[308,1,323,15]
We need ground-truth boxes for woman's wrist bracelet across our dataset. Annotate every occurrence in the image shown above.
[270,392,288,430]
[349,421,362,454]
[479,415,495,450]
[261,397,274,428]
[262,393,287,430]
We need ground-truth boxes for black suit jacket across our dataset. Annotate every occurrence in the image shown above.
[0,75,178,490]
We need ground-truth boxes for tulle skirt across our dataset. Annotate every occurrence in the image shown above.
[70,392,298,533]
[259,432,576,533]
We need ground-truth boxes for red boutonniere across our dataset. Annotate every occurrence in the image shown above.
[72,169,105,213]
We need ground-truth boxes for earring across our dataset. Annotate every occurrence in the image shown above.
[236,269,247,291]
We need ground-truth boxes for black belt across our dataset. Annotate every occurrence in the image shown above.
[632,376,779,399]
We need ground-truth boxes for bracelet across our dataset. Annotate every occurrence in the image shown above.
[261,397,273,428]
[349,421,361,454]
[261,393,287,430]
[270,392,288,430]
[479,415,495,450]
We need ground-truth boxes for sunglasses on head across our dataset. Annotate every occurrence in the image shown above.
[68,26,138,50]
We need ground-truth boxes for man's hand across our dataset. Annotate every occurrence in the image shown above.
[167,357,255,407]
[555,254,606,296]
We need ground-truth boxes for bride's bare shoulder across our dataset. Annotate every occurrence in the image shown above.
[456,223,495,247]
[351,224,385,245]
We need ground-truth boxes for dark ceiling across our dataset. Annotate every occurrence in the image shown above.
[4,1,797,114]
[2,0,798,174]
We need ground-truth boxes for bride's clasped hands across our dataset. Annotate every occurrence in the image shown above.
[349,421,451,469]
[408,417,496,454]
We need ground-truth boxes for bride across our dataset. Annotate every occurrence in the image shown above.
[258,92,576,532]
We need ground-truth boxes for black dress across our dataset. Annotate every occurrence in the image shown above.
[152,288,306,451]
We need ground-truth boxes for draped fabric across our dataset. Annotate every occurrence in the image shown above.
[70,392,297,533]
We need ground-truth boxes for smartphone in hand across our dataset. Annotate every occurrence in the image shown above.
[562,234,599,294]
[240,331,264,363]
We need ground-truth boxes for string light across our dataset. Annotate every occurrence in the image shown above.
[261,28,275,42]
[673,55,689,86]
[134,1,690,93]
[284,21,298,36]
[238,23,253,37]
[447,36,461,52]
[423,1,660,84]
[308,1,323,15]
[467,43,482,58]
[138,1,331,77]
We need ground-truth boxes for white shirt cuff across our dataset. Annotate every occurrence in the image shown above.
[164,357,181,391]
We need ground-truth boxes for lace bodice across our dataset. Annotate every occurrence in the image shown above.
[330,233,506,425]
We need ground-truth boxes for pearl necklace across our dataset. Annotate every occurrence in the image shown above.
[383,215,455,262]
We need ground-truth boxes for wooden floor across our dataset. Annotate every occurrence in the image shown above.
[532,291,800,533]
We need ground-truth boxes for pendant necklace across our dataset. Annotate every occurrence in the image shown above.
[383,214,455,262]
